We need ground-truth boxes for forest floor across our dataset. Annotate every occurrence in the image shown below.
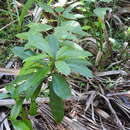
[0,0,130,130]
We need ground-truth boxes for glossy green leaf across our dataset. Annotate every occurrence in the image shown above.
[52,74,71,99]
[56,46,92,60]
[55,7,64,13]
[28,23,52,32]
[6,79,24,98]
[19,69,49,98]
[25,67,50,98]
[29,101,37,116]
[68,64,93,78]
[26,33,51,56]
[29,85,42,116]
[64,2,82,12]
[19,62,44,76]
[20,0,34,24]
[38,2,54,14]
[55,61,71,75]
[16,32,30,40]
[56,21,87,36]
[14,66,49,99]
[62,12,84,20]
[49,82,64,123]
[24,54,47,62]
[54,30,77,40]
[21,108,33,130]
[62,12,76,20]
[94,8,111,18]
[12,120,30,130]
[16,23,52,39]
[12,47,34,60]
[19,59,47,76]
[10,99,23,120]
[74,14,85,19]
[61,41,82,50]
[128,27,130,32]
[47,35,59,57]
[65,58,92,66]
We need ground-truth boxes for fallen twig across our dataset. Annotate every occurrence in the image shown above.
[99,94,125,130]
[106,91,130,97]
[0,68,19,76]
[0,95,89,106]
[0,97,49,106]
[107,60,123,69]
[0,113,10,130]
[94,70,127,77]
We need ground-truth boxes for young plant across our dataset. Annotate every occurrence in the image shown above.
[1,1,95,127]
[6,21,93,129]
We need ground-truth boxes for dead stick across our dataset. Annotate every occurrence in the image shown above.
[0,68,20,76]
[0,97,49,106]
[0,96,88,107]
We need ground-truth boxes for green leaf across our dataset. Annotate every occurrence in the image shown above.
[52,74,71,99]
[12,120,30,130]
[56,47,92,60]
[94,8,111,18]
[26,33,51,56]
[29,101,37,116]
[0,93,10,99]
[16,32,30,40]
[73,14,85,19]
[55,60,71,75]
[6,82,19,98]
[68,64,93,78]
[47,35,59,57]
[128,27,130,32]
[54,30,77,40]
[16,23,52,39]
[55,7,64,13]
[19,61,45,75]
[49,82,64,123]
[28,23,52,32]
[65,58,92,66]
[82,25,91,31]
[29,85,42,116]
[12,66,49,99]
[25,67,50,98]
[62,12,76,20]
[20,0,34,24]
[10,99,23,120]
[6,75,30,98]
[17,67,50,99]
[24,54,47,62]
[64,2,82,12]
[38,2,55,14]
[12,47,34,60]
[57,21,87,36]
[21,108,33,130]
[61,41,82,50]
[62,12,84,20]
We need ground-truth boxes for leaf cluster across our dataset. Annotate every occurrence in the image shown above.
[3,2,93,129]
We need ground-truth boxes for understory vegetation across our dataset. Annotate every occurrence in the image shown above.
[0,0,130,129]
